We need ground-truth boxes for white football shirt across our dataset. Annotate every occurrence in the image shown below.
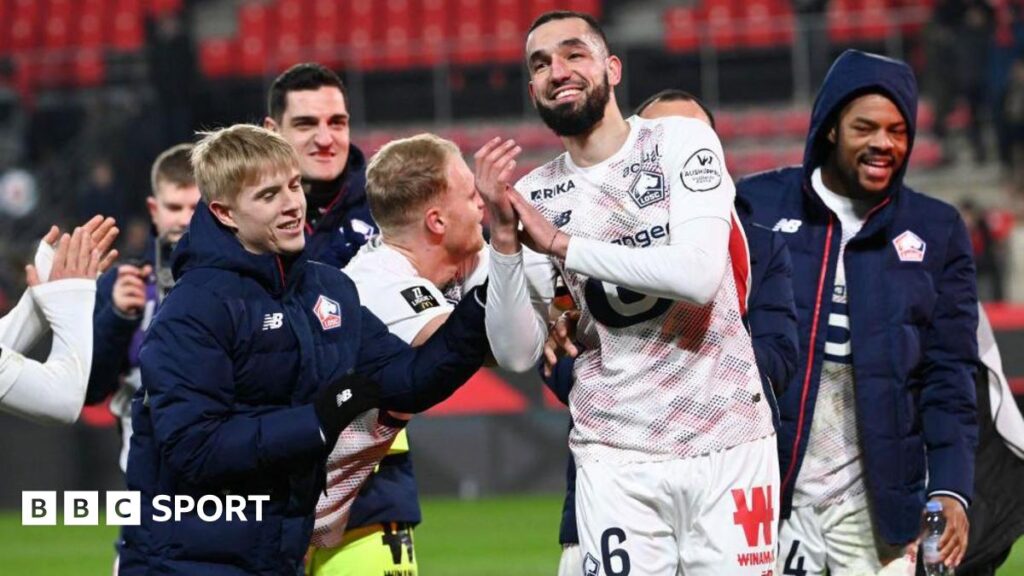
[516,115,775,465]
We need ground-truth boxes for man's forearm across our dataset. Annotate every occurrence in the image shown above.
[377,289,490,412]
[486,247,547,372]
[488,217,520,255]
[565,218,731,304]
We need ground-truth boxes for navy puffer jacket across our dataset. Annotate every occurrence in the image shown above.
[119,202,489,575]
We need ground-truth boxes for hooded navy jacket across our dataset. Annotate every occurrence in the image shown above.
[119,202,489,575]
[738,50,979,545]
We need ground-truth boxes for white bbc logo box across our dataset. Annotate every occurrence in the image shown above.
[22,491,266,525]
[22,491,141,526]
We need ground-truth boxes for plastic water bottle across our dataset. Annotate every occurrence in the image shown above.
[923,500,952,576]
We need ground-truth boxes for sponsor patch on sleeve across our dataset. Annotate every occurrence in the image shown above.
[680,148,723,192]
[401,286,441,313]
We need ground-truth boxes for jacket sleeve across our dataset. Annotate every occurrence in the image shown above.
[749,233,799,394]
[355,286,489,413]
[85,267,141,405]
[920,215,979,505]
[140,287,325,487]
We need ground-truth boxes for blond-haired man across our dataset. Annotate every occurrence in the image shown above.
[120,125,493,576]
[307,133,495,575]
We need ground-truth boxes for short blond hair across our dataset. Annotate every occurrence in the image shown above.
[191,125,298,204]
[366,133,461,233]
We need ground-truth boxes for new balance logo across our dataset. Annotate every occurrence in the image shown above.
[262,313,283,331]
[336,389,353,407]
[732,485,774,548]
[553,210,572,228]
[772,219,802,233]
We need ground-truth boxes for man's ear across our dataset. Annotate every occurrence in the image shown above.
[527,81,538,109]
[828,125,837,144]
[208,200,236,230]
[424,206,445,236]
[146,196,159,222]
[607,55,623,87]
[263,116,279,132]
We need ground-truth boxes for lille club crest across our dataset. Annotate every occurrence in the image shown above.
[313,295,342,330]
[893,230,926,262]
[628,168,666,209]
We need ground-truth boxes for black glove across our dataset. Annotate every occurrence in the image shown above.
[313,372,381,449]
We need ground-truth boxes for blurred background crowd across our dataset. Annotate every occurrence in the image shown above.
[2,0,1024,307]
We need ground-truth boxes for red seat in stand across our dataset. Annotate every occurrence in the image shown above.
[492,0,523,63]
[9,0,41,54]
[348,0,377,70]
[111,0,144,52]
[381,0,415,70]
[453,0,488,65]
[237,3,268,77]
[665,7,699,53]
[199,38,234,79]
[311,1,343,68]
[418,0,449,66]
[76,0,107,50]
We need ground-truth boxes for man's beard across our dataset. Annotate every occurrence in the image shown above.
[536,76,611,137]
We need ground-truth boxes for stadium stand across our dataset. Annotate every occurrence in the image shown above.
[666,0,935,52]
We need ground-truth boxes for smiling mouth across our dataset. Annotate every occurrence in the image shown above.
[551,85,584,102]
[278,219,302,231]
[861,157,894,169]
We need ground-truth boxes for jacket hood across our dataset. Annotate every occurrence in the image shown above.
[172,200,304,295]
[804,49,918,192]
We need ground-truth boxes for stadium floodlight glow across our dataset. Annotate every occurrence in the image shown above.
[22,491,269,526]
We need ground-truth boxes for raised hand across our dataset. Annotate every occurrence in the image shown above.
[81,215,119,273]
[28,227,95,286]
[505,188,569,259]
[543,308,580,378]
[473,137,521,228]
[112,264,153,317]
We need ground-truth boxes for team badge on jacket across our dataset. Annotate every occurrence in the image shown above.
[892,230,926,262]
[313,295,342,330]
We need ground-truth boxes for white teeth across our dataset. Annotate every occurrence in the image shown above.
[554,88,581,101]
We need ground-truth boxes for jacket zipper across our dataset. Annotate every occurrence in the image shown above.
[780,194,892,494]
[781,213,834,493]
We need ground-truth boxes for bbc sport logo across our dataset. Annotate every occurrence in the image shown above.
[22,491,269,526]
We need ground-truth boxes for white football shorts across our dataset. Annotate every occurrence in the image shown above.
[575,434,779,576]
[779,491,915,576]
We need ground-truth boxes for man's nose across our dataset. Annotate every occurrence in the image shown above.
[314,124,332,147]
